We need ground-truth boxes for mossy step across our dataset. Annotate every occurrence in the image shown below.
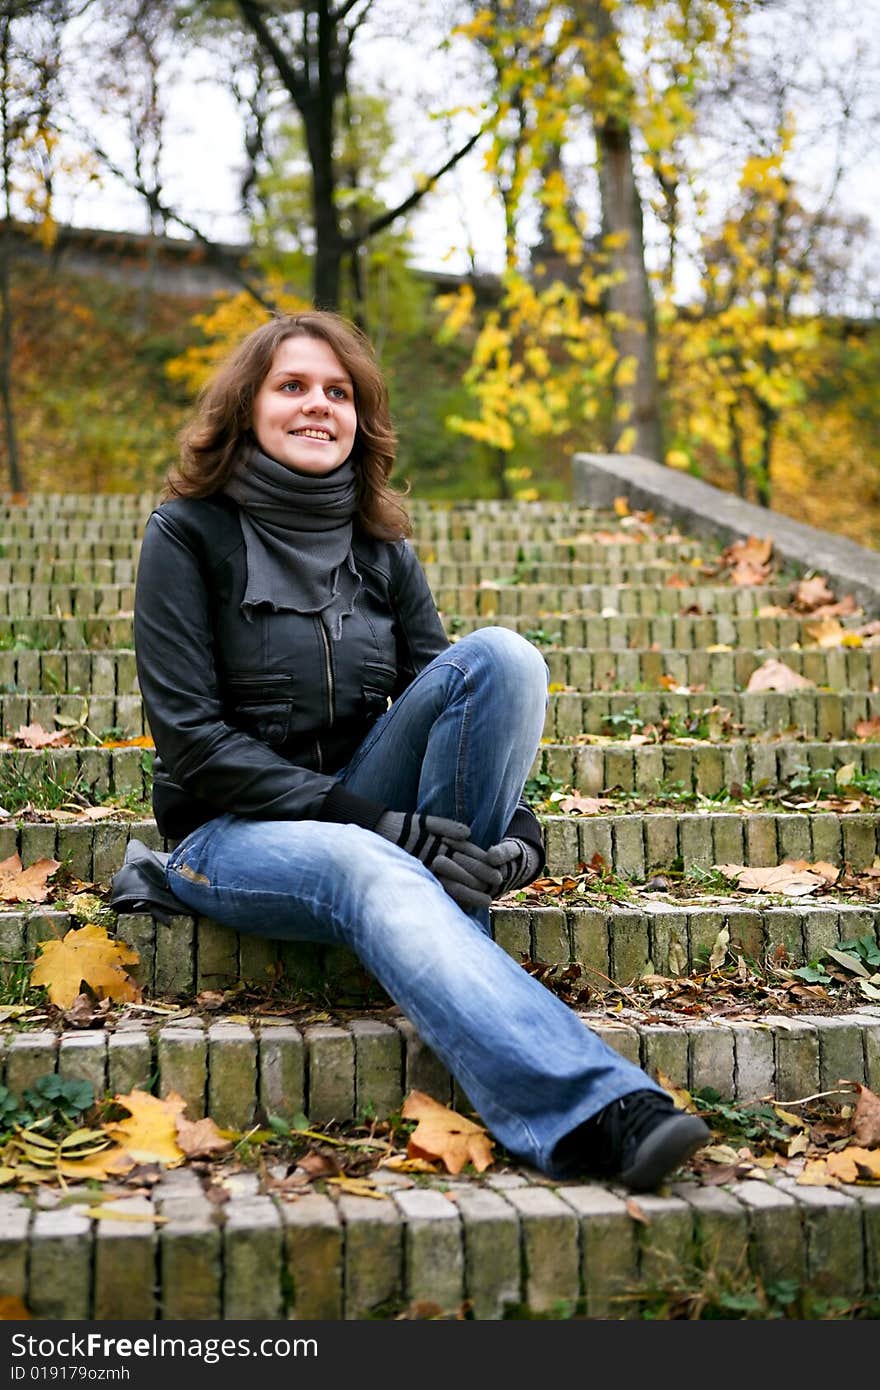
[542,808,880,876]
[2,994,878,1125]
[540,643,880,692]
[2,736,878,818]
[2,680,877,749]
[537,738,880,798]
[1,801,879,887]
[3,1168,878,1320]
[6,898,877,999]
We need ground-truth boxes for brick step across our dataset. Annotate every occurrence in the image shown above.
[425,572,795,609]
[4,1166,878,1320]
[2,995,877,1135]
[2,678,878,749]
[6,897,878,1000]
[543,807,880,875]
[1,801,879,884]
[2,736,878,817]
[537,738,880,796]
[0,560,138,585]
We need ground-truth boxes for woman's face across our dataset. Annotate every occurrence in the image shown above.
[251,335,358,475]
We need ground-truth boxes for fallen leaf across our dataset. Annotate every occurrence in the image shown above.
[100,736,154,748]
[613,496,630,516]
[745,660,814,693]
[852,1084,880,1147]
[0,854,61,903]
[855,717,880,740]
[325,1175,388,1199]
[792,576,835,612]
[824,1147,880,1183]
[104,1090,187,1169]
[74,1205,167,1223]
[625,1197,649,1223]
[13,722,72,749]
[0,1295,30,1319]
[805,617,849,648]
[30,923,141,1009]
[708,926,730,972]
[556,793,616,815]
[295,1149,342,1179]
[380,1154,440,1173]
[401,1090,494,1175]
[715,862,827,896]
[174,1115,234,1159]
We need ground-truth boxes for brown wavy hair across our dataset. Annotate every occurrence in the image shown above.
[165,311,411,540]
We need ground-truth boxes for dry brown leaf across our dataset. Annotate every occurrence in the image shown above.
[295,1149,342,1179]
[14,722,72,749]
[0,853,61,903]
[556,793,616,815]
[792,576,835,612]
[175,1115,234,1159]
[719,864,826,897]
[401,1089,494,1175]
[852,1083,880,1148]
[30,923,141,1009]
[625,1197,649,1224]
[855,717,880,740]
[745,659,814,693]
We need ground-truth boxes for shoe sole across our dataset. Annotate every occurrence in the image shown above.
[618,1113,710,1191]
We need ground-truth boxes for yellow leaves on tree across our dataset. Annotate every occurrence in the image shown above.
[401,1090,494,1175]
[30,923,141,1008]
[0,854,60,903]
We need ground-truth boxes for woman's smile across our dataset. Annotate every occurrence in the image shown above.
[251,336,358,474]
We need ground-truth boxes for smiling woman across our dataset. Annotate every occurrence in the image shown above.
[125,307,709,1193]
[251,338,358,476]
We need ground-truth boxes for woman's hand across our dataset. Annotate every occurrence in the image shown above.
[373,811,503,911]
[485,837,543,896]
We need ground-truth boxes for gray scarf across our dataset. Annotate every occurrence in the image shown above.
[222,445,361,640]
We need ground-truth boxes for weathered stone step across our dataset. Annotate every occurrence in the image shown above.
[0,583,135,616]
[6,897,877,1000]
[1,797,879,885]
[543,807,880,875]
[2,735,878,820]
[541,644,880,692]
[2,996,877,1132]
[0,560,138,585]
[537,738,880,797]
[3,671,877,748]
[0,539,142,563]
[425,571,794,610]
[4,1167,877,1320]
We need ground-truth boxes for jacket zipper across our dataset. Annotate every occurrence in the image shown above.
[317,619,335,729]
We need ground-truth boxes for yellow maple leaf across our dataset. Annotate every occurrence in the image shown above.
[104,1089,187,1169]
[401,1090,494,1175]
[30,923,141,1009]
[825,1147,880,1184]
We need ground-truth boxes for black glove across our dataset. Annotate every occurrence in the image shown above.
[485,837,543,897]
[374,811,502,912]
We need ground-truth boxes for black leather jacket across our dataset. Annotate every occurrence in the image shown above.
[134,495,544,864]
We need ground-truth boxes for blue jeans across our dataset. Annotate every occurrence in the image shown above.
[166,627,662,1176]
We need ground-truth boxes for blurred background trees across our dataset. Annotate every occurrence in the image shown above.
[2,0,879,543]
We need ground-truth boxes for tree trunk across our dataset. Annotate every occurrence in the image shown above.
[0,17,22,492]
[576,0,663,463]
[594,115,663,463]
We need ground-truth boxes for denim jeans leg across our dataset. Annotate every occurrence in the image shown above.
[338,626,549,848]
[167,814,663,1176]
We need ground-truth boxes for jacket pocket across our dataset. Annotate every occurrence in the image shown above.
[360,660,394,723]
[225,672,295,747]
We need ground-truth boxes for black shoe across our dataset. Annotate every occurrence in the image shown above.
[569,1089,710,1192]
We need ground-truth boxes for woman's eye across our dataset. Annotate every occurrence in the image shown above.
[280,381,303,392]
[329,386,349,400]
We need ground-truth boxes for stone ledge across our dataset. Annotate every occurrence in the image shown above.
[2,1174,878,1319]
[3,1008,877,1122]
[572,452,880,616]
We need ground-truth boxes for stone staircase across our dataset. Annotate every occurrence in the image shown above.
[0,466,879,1320]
